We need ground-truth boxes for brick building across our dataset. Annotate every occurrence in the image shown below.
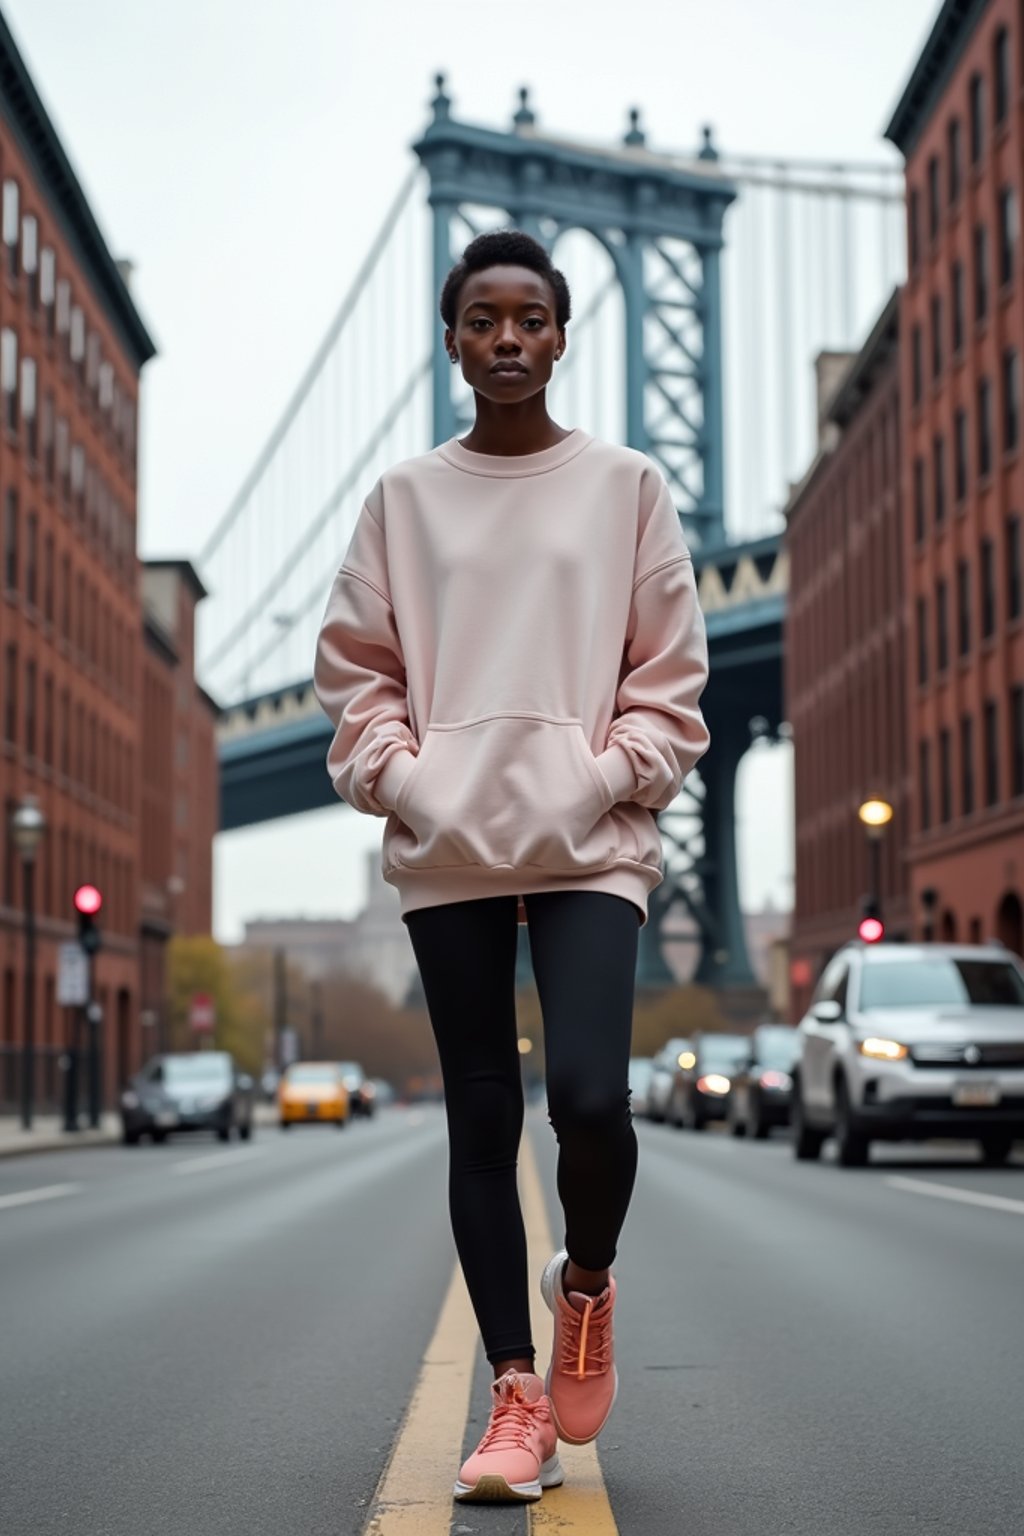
[784,300,912,1020]
[0,18,216,1109]
[886,0,1024,955]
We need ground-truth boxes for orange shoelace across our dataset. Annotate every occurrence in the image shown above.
[479,1379,548,1452]
[558,1293,613,1380]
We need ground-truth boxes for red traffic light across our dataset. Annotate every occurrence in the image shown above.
[858,915,885,943]
[74,884,103,916]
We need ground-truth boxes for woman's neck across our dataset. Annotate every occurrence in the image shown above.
[459,397,573,457]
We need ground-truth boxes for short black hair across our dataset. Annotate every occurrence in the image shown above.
[439,229,572,330]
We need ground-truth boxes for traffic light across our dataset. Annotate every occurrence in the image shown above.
[858,896,885,944]
[74,884,103,955]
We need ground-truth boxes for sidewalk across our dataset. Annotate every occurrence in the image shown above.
[0,1113,121,1159]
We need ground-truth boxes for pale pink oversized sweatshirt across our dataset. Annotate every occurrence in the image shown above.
[313,428,710,927]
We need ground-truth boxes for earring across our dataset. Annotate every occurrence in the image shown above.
[449,353,458,364]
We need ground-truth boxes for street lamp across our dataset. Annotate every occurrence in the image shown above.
[857,797,893,942]
[10,794,46,1130]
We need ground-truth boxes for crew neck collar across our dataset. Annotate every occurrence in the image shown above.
[437,428,592,478]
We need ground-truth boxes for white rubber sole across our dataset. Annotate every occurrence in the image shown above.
[453,1453,565,1502]
[540,1248,619,1446]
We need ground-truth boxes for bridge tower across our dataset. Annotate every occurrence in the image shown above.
[413,78,758,995]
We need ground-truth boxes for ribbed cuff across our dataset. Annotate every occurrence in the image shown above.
[593,743,636,804]
[375,747,418,811]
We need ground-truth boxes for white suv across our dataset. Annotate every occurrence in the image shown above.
[792,942,1024,1167]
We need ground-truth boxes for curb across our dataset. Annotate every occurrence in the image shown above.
[0,1128,120,1160]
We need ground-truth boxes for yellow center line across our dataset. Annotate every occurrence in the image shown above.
[519,1127,620,1535]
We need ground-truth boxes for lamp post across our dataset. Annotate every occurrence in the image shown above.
[857,797,893,940]
[11,795,46,1131]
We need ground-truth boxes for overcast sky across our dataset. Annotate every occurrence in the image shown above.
[5,0,938,940]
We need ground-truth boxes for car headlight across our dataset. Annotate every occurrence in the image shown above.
[121,1090,139,1109]
[759,1070,792,1090]
[678,1051,696,1069]
[858,1037,908,1061]
[696,1073,731,1095]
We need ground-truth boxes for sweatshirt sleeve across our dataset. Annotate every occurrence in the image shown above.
[312,497,420,818]
[592,465,710,811]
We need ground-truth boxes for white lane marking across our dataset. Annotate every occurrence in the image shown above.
[0,1182,80,1211]
[171,1148,264,1176]
[887,1174,1024,1216]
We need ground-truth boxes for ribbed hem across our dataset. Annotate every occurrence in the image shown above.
[437,428,593,478]
[386,859,660,928]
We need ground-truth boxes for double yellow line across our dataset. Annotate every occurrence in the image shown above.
[364,1128,619,1534]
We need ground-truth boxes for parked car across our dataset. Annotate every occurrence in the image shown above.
[728,1024,801,1139]
[628,1056,654,1118]
[337,1060,375,1117]
[669,1032,751,1130]
[279,1062,351,1128]
[792,941,1024,1167]
[120,1051,255,1145]
[647,1038,694,1123]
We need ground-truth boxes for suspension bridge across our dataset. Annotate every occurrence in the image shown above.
[200,76,905,999]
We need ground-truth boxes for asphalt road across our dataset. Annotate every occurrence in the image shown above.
[2,1107,1021,1535]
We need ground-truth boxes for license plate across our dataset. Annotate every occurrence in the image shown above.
[952,1080,1002,1107]
[155,1110,179,1127]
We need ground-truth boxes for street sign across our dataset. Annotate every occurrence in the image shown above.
[189,993,216,1033]
[56,943,89,1006]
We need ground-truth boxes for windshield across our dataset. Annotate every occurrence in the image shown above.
[286,1065,338,1085]
[755,1028,800,1068]
[698,1035,749,1068]
[859,957,1024,1010]
[337,1062,363,1081]
[164,1056,230,1085]
[629,1058,653,1090]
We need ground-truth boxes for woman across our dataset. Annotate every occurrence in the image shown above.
[314,229,710,1503]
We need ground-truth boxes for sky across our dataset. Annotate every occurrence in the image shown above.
[4,0,940,940]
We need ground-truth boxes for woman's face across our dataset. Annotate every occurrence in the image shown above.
[445,264,565,403]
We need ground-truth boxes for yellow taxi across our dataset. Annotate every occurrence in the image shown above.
[278,1062,351,1129]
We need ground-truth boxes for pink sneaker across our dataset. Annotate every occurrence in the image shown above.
[454,1370,564,1503]
[540,1249,618,1444]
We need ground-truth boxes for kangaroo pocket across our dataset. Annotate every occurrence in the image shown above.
[385,715,621,874]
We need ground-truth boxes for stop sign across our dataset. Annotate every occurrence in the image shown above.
[189,993,216,1033]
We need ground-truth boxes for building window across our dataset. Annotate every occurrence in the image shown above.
[962,715,975,814]
[981,536,996,638]
[21,214,37,306]
[43,531,53,623]
[954,407,968,500]
[1007,515,1022,620]
[978,376,993,477]
[25,511,36,607]
[1003,347,1019,452]
[41,393,54,484]
[3,489,16,591]
[936,577,949,671]
[927,154,940,240]
[69,306,85,367]
[1013,687,1024,797]
[932,434,946,524]
[957,558,971,656]
[20,358,36,460]
[3,645,16,744]
[912,324,923,405]
[914,455,926,541]
[920,739,932,831]
[70,444,85,510]
[970,72,985,164]
[984,699,999,806]
[2,179,18,278]
[55,278,70,337]
[917,595,929,684]
[939,728,952,823]
[1,327,17,431]
[909,187,921,269]
[930,294,942,378]
[24,658,36,758]
[60,553,70,638]
[974,224,989,320]
[947,118,962,204]
[42,675,53,767]
[999,187,1018,287]
[39,247,55,333]
[952,261,964,353]
[994,26,1010,126]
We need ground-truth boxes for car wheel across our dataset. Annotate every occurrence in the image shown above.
[335,1118,347,1129]
[792,1081,826,1161]
[834,1078,869,1168]
[669,1087,685,1129]
[980,1134,1015,1165]
[151,1129,167,1145]
[752,1097,770,1141]
[238,1121,252,1141]
[217,1126,231,1143]
[121,1127,140,1146]
[279,1120,291,1131]
[729,1101,747,1137]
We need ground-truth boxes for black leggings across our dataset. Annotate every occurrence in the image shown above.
[404,890,640,1366]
